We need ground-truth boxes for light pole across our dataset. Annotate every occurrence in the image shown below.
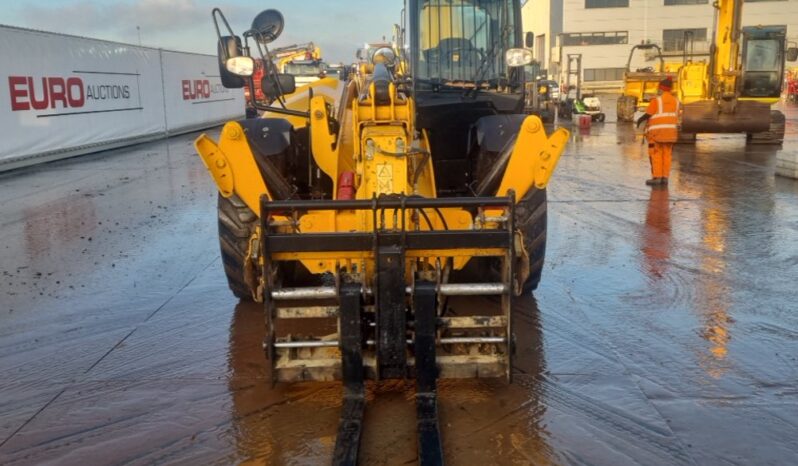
[136,26,141,46]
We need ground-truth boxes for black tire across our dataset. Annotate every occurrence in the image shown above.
[218,193,259,301]
[453,188,548,295]
[616,96,636,122]
[516,188,548,294]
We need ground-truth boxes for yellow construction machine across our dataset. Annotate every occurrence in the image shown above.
[199,2,568,463]
[273,42,329,87]
[617,44,679,122]
[678,0,798,143]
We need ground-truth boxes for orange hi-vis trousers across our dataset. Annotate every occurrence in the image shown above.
[648,141,673,178]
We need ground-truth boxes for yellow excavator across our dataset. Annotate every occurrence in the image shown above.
[272,42,328,87]
[199,2,568,464]
[272,42,321,71]
[679,0,798,143]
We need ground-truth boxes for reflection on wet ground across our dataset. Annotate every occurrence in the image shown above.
[2,100,798,464]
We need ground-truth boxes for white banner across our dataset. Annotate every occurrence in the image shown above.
[0,25,244,171]
[160,50,242,134]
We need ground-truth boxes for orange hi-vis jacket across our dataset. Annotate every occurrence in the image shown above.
[645,92,680,143]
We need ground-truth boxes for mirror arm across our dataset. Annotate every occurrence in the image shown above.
[241,34,251,58]
[212,8,237,61]
[261,42,290,110]
[243,32,289,110]
[238,33,289,111]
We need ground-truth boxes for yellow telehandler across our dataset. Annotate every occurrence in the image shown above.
[197,2,568,463]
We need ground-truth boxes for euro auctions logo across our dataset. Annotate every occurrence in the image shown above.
[9,76,86,110]
[7,72,138,117]
[181,79,230,103]
[182,79,211,100]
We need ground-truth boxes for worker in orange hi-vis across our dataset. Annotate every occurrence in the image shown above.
[636,77,680,186]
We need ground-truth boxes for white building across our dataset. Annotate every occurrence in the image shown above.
[521,0,798,89]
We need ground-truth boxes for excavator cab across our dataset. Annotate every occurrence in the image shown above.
[740,26,790,99]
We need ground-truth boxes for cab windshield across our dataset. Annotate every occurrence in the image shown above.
[415,0,516,83]
[741,38,783,98]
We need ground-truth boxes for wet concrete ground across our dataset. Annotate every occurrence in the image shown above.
[1,98,798,465]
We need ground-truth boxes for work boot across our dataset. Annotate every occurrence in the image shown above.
[660,177,669,185]
[645,178,659,186]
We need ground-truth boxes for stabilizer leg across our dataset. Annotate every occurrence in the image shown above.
[332,283,365,466]
[414,281,444,466]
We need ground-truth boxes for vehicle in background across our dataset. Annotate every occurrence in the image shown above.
[617,44,678,122]
[787,67,798,102]
[243,42,326,116]
[326,63,348,80]
[560,91,605,122]
[525,79,559,122]
[357,41,393,64]
[559,54,606,122]
[678,1,798,144]
[283,59,328,86]
[539,79,560,100]
[353,39,407,88]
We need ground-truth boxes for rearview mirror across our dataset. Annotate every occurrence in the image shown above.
[250,9,284,44]
[262,73,297,100]
[218,36,245,88]
[356,49,363,60]
[525,32,535,49]
[226,56,255,77]
[787,47,798,62]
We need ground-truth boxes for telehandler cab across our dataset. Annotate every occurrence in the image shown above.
[196,2,569,463]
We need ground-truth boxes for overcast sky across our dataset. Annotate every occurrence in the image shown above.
[3,0,402,63]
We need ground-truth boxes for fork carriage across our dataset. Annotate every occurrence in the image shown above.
[262,194,517,385]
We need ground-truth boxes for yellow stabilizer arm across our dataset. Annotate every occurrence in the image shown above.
[194,122,270,215]
[496,115,569,201]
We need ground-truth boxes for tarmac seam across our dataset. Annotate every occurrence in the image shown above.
[82,328,138,375]
[0,387,66,450]
[0,256,218,454]
[143,255,218,322]
[82,255,218,376]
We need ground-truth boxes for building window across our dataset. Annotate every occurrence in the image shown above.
[584,68,626,81]
[664,0,707,5]
[585,0,629,7]
[561,31,628,46]
[663,28,707,52]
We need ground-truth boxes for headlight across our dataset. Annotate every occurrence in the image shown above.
[225,56,255,77]
[505,48,533,68]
